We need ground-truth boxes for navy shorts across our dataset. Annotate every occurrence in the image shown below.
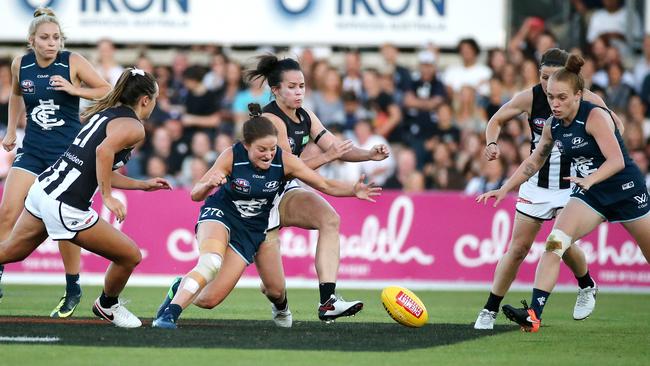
[195,204,265,265]
[571,186,650,223]
[12,148,57,175]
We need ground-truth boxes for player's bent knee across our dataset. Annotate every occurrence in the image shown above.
[545,229,572,257]
[318,210,340,230]
[507,244,530,262]
[192,252,223,283]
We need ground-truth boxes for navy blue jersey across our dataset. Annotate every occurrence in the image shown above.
[551,100,645,205]
[20,51,81,160]
[263,101,311,156]
[528,83,572,189]
[204,142,285,232]
[37,106,136,210]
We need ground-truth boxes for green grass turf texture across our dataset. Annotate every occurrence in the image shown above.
[0,284,648,366]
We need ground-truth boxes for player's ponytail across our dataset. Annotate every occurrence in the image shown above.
[246,54,302,88]
[81,67,157,120]
[28,7,66,49]
[550,53,585,94]
[243,103,277,145]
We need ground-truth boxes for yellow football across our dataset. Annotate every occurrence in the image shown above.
[381,286,428,327]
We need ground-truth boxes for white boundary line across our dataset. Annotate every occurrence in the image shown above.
[0,336,60,343]
[4,273,650,294]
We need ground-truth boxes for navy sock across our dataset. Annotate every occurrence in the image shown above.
[530,288,551,319]
[167,304,183,321]
[65,273,81,296]
[99,291,118,308]
[0,264,4,280]
[576,271,595,289]
[484,292,504,313]
[319,283,336,304]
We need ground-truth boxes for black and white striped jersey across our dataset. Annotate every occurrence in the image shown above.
[527,83,572,190]
[37,106,136,210]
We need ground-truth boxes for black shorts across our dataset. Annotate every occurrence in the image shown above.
[571,186,650,223]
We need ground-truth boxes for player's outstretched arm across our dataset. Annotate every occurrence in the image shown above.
[484,89,532,161]
[283,152,381,201]
[190,147,232,202]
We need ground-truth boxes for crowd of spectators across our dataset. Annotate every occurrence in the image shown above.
[1,0,649,193]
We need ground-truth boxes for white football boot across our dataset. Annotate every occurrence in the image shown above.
[573,285,598,320]
[271,303,293,328]
[474,309,497,329]
[318,294,363,322]
[92,297,142,328]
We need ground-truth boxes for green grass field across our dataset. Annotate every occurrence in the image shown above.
[0,284,649,366]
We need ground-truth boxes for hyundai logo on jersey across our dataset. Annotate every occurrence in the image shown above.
[232,178,251,194]
[265,181,280,189]
[572,137,584,145]
[21,79,35,94]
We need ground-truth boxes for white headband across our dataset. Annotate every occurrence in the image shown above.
[130,68,145,76]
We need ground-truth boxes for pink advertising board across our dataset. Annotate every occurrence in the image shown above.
[3,188,649,290]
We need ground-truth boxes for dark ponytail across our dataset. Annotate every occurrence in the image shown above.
[81,67,157,120]
[245,54,302,88]
[550,53,585,93]
[243,103,277,145]
[540,48,569,67]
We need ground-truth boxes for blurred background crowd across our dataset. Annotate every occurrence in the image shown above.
[1,0,649,194]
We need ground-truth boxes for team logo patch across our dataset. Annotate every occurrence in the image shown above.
[21,79,35,94]
[555,140,564,154]
[533,118,546,130]
[265,181,280,189]
[232,178,251,194]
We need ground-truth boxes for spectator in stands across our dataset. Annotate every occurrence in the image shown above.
[232,77,272,135]
[455,86,487,134]
[587,0,642,56]
[464,159,506,195]
[214,132,233,157]
[521,59,540,89]
[203,53,228,92]
[380,43,413,104]
[181,65,222,137]
[443,38,492,97]
[145,155,178,187]
[424,143,465,190]
[487,48,508,79]
[431,102,461,152]
[180,157,210,188]
[309,60,330,94]
[508,16,546,61]
[402,50,447,149]
[630,149,650,190]
[456,132,483,182]
[145,127,183,176]
[384,147,425,192]
[216,61,245,124]
[361,68,402,143]
[501,63,519,100]
[169,51,189,104]
[633,35,650,93]
[627,95,650,139]
[308,66,344,127]
[317,125,361,183]
[341,91,368,133]
[534,31,559,62]
[352,117,395,186]
[604,62,634,112]
[135,53,154,74]
[179,131,217,186]
[94,38,123,86]
[342,49,363,97]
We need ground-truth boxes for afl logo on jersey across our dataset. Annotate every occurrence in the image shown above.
[21,79,35,94]
[232,178,251,194]
[533,118,546,129]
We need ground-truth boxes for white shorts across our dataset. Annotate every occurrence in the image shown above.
[267,180,302,231]
[24,182,99,240]
[515,180,571,221]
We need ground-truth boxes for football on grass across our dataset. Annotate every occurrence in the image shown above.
[381,286,428,327]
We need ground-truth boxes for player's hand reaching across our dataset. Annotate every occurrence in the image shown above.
[2,131,16,152]
[207,172,227,188]
[143,177,173,191]
[484,143,500,161]
[353,174,382,202]
[50,75,79,96]
[564,176,592,191]
[369,144,390,161]
[476,188,508,207]
[104,195,127,223]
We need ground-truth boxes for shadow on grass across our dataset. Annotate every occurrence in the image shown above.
[0,317,515,351]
